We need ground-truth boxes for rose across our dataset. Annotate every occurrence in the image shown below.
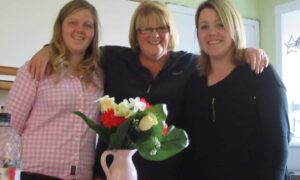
[100,109,126,129]
[98,95,115,112]
[115,99,132,117]
[138,113,158,131]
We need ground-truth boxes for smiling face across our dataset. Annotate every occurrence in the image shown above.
[197,8,234,61]
[136,16,170,61]
[62,9,95,57]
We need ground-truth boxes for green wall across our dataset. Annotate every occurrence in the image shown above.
[258,0,293,64]
[163,0,293,65]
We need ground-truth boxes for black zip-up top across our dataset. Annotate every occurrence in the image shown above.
[94,45,198,180]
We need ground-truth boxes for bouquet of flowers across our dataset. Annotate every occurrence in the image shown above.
[74,95,189,161]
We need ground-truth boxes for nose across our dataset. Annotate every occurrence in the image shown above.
[150,31,159,37]
[207,26,217,36]
[149,28,161,37]
[75,24,84,33]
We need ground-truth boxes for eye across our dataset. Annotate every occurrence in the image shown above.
[143,27,154,33]
[199,24,208,30]
[69,21,77,25]
[157,26,169,33]
[84,22,94,29]
[216,22,224,28]
[139,27,154,34]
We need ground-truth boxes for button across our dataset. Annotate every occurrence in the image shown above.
[70,165,76,175]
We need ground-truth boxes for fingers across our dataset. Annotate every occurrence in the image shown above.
[255,51,261,74]
[249,53,257,72]
[247,48,270,74]
[27,58,39,80]
[256,50,269,74]
[39,60,47,80]
[27,47,51,80]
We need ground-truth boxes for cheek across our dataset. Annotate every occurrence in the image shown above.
[62,26,72,39]
[136,35,146,47]
[86,30,95,42]
[197,32,206,45]
[162,34,170,47]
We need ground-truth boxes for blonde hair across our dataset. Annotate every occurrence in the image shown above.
[129,1,178,52]
[195,0,246,76]
[49,0,101,85]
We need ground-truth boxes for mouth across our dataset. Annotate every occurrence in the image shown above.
[72,35,84,41]
[148,39,161,45]
[207,40,221,45]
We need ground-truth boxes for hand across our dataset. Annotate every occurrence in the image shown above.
[245,48,269,74]
[27,46,52,80]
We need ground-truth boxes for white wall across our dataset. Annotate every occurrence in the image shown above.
[0,0,259,69]
[0,0,139,68]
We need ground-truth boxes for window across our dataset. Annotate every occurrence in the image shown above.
[276,1,300,145]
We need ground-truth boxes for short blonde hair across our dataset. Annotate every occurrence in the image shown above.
[195,0,246,75]
[129,1,178,52]
[50,0,101,85]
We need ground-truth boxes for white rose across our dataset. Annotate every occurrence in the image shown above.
[99,95,116,112]
[115,99,131,117]
[128,97,146,112]
[138,113,158,131]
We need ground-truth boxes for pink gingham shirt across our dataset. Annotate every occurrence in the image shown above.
[5,63,103,180]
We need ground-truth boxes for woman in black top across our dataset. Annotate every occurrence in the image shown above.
[181,0,290,179]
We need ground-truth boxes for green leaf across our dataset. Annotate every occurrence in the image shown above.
[108,117,135,150]
[73,111,109,144]
[137,125,189,161]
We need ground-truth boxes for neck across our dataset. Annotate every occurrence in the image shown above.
[68,54,84,76]
[139,52,169,78]
[208,53,236,86]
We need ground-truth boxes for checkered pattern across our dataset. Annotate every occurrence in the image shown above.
[5,63,103,180]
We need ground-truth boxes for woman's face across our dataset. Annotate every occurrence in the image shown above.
[62,9,95,56]
[137,17,170,61]
[197,8,234,60]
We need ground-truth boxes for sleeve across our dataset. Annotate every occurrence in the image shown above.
[257,65,290,180]
[4,63,38,135]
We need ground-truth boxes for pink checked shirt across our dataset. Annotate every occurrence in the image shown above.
[5,63,103,180]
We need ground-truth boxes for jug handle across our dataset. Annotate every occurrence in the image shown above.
[100,150,114,180]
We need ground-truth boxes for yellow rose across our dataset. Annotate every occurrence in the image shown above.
[100,96,116,112]
[138,113,158,131]
[115,100,131,117]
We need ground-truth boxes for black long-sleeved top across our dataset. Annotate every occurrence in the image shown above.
[94,46,198,180]
[181,64,290,180]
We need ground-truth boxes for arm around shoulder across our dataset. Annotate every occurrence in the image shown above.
[27,46,52,80]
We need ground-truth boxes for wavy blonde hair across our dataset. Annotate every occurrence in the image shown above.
[49,0,101,86]
[195,0,246,76]
[129,1,179,52]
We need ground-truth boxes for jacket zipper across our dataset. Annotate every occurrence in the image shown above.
[211,97,216,122]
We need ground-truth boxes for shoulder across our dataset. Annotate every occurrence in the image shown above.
[258,64,285,89]
[16,62,33,79]
[101,45,134,55]
[100,45,137,64]
[169,51,198,70]
[236,63,285,90]
[170,50,199,62]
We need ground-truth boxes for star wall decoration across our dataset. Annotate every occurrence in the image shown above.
[285,35,300,55]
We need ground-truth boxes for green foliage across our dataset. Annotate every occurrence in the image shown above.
[73,104,189,161]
